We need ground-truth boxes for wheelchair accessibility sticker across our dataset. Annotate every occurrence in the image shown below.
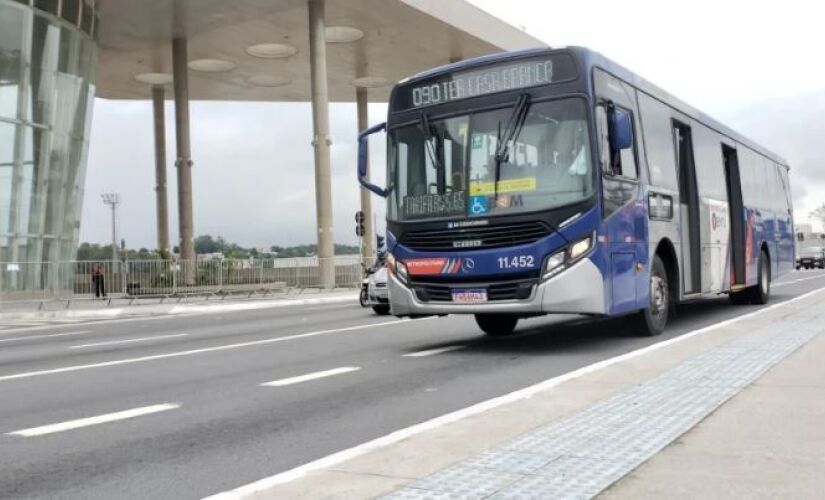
[469,195,489,215]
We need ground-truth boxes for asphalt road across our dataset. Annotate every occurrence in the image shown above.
[1,270,824,499]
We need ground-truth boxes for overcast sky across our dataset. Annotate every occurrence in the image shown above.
[80,0,825,248]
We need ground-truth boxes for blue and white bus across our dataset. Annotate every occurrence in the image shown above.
[358,47,794,337]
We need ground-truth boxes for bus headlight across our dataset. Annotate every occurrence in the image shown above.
[388,254,409,285]
[568,234,594,260]
[542,251,566,279]
[396,260,409,283]
[542,233,595,281]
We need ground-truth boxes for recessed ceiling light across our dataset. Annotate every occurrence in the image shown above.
[325,26,364,43]
[246,43,297,59]
[188,59,236,72]
[134,73,173,85]
[352,76,392,88]
[246,75,292,87]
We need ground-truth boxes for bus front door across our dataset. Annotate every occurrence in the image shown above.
[673,122,701,294]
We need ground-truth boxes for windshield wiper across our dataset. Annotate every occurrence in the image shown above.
[419,112,445,192]
[492,94,569,244]
[493,93,531,199]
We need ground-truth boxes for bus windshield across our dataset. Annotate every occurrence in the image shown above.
[388,98,593,221]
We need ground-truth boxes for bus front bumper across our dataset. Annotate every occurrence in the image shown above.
[389,258,606,317]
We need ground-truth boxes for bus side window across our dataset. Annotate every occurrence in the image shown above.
[596,104,638,180]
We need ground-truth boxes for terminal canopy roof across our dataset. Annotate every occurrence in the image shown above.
[95,0,545,102]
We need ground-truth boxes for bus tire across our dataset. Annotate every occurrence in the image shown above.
[372,304,391,315]
[475,314,518,336]
[747,250,771,305]
[635,255,669,336]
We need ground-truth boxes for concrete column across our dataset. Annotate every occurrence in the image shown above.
[356,87,374,263]
[308,0,335,289]
[172,37,196,277]
[6,122,25,289]
[152,86,170,258]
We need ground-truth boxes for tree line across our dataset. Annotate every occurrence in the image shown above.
[76,235,360,261]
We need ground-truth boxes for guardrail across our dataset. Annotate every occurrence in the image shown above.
[0,256,370,304]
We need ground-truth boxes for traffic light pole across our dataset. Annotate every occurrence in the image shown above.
[355,210,367,269]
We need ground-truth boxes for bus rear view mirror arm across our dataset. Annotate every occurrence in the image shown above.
[358,122,390,198]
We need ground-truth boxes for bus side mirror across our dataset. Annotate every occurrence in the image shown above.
[609,108,633,151]
[358,122,390,198]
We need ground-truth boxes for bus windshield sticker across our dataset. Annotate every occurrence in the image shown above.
[403,191,465,218]
[469,177,537,196]
[494,194,524,209]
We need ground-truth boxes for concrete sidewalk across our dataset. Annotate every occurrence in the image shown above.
[0,289,359,323]
[602,319,825,499]
[222,287,825,500]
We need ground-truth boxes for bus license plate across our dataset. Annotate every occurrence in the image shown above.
[452,288,487,304]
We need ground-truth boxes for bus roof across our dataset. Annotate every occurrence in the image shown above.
[402,46,789,168]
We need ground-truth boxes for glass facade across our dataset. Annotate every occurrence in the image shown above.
[0,0,97,292]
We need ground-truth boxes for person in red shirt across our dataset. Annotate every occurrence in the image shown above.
[91,264,106,298]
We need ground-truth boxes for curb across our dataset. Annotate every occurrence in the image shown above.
[0,293,359,322]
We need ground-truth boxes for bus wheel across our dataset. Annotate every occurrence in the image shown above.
[475,314,518,336]
[372,305,391,315]
[747,250,771,305]
[635,255,669,336]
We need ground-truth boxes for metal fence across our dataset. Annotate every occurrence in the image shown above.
[0,256,370,303]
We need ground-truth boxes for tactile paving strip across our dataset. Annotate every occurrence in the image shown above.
[384,307,825,500]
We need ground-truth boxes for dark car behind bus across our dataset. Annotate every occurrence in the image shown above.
[797,247,825,269]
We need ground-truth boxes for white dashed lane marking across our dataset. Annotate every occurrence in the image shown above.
[261,367,361,387]
[6,403,180,437]
[402,346,464,358]
[69,333,189,349]
[0,331,91,343]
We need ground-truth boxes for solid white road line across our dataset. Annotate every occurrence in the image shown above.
[0,294,360,335]
[69,333,189,349]
[0,319,407,384]
[774,273,825,287]
[0,331,91,343]
[261,367,360,387]
[203,284,825,500]
[6,403,180,437]
[402,346,464,358]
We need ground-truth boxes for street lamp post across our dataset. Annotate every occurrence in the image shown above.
[101,193,121,263]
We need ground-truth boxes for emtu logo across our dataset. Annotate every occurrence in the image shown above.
[493,194,524,208]
[712,212,727,231]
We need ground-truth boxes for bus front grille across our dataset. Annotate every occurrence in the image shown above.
[412,278,536,303]
[400,220,551,251]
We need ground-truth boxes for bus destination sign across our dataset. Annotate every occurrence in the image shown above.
[393,53,576,112]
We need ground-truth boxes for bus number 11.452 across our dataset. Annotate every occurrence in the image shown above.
[497,255,535,269]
